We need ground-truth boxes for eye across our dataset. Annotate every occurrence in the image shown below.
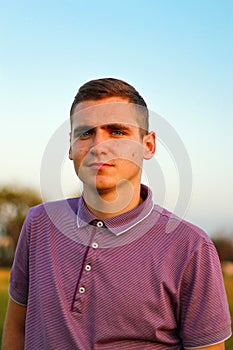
[80,130,92,138]
[76,129,95,139]
[111,130,125,136]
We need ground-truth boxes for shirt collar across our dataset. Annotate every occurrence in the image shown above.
[77,184,154,236]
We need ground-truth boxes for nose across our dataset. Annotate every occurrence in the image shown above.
[90,129,108,155]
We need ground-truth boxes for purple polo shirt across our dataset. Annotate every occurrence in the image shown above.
[10,185,231,349]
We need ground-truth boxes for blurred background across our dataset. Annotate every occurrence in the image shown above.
[0,0,233,346]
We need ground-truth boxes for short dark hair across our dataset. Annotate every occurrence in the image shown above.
[70,78,149,132]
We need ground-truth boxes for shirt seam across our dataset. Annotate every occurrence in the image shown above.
[114,202,154,236]
[8,291,27,307]
[77,189,154,235]
[184,328,232,349]
[77,202,154,235]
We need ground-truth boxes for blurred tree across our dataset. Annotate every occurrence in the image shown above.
[0,186,41,250]
[213,236,233,262]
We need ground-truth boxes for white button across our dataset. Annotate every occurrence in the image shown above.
[85,264,91,271]
[97,221,103,228]
[79,286,85,294]
[92,242,99,249]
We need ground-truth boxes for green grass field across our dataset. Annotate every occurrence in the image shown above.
[0,268,232,348]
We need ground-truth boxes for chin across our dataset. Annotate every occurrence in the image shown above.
[82,179,116,192]
[95,183,117,193]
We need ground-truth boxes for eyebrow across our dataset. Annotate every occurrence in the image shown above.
[73,125,93,136]
[72,123,134,135]
[103,123,133,130]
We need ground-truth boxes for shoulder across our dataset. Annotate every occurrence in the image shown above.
[26,197,82,223]
[21,197,82,242]
[151,204,213,253]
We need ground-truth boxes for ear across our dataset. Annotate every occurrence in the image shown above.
[69,132,73,160]
[143,131,156,160]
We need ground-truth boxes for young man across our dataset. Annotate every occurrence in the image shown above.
[2,78,231,349]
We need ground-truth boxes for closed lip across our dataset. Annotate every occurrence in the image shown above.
[87,162,114,169]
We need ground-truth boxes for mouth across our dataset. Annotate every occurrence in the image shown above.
[87,162,114,170]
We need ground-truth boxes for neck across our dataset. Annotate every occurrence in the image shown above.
[83,183,142,219]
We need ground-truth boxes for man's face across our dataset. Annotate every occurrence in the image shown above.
[69,97,155,194]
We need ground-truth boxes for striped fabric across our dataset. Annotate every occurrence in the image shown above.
[10,185,231,349]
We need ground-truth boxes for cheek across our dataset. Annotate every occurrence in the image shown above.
[71,140,87,155]
[120,143,143,163]
[118,151,143,171]
[130,151,143,167]
[70,145,87,164]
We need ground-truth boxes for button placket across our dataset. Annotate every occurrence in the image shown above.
[92,242,99,249]
[79,286,86,294]
[85,264,91,271]
[72,229,101,312]
[97,221,104,228]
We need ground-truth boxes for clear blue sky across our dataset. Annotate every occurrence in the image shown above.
[0,0,233,235]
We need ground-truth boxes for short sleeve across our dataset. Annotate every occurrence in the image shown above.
[179,241,232,348]
[9,211,31,306]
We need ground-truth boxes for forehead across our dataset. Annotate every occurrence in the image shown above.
[71,97,143,129]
